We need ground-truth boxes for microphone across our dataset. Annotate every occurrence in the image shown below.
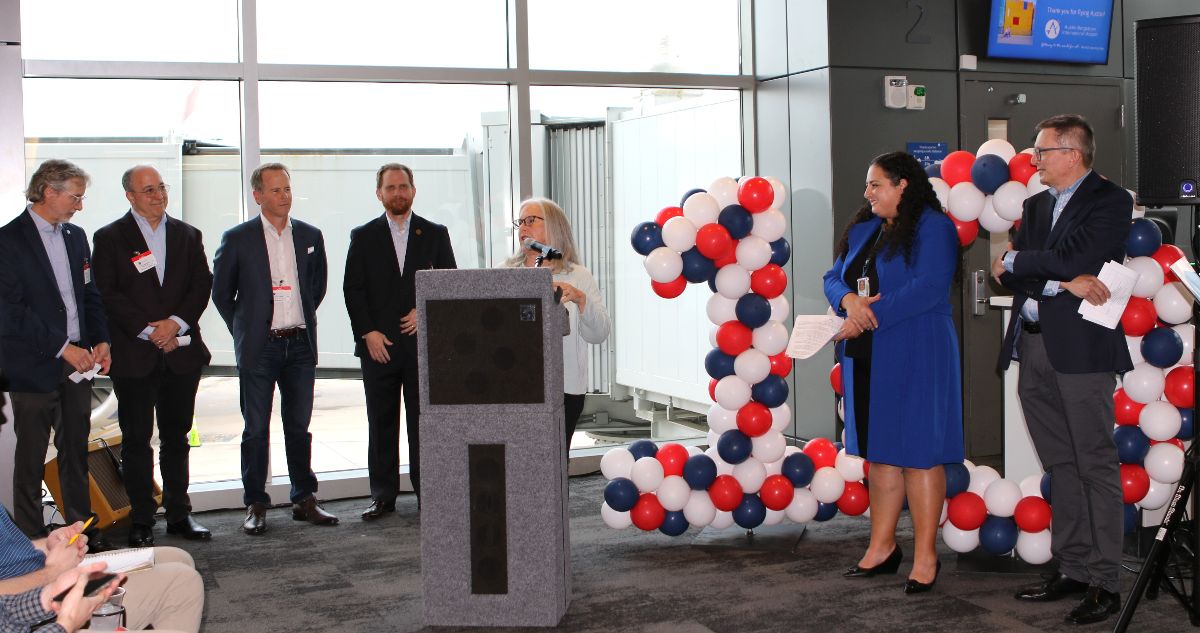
[522,237,563,260]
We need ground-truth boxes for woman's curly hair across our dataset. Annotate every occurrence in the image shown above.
[835,151,944,266]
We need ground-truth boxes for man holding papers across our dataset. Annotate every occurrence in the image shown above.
[992,114,1132,625]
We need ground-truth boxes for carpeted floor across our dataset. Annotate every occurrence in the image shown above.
[123,475,1187,632]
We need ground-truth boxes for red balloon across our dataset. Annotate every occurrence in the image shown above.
[947,492,987,530]
[1120,464,1150,504]
[651,275,687,299]
[736,402,773,437]
[1152,438,1187,450]
[716,320,753,355]
[949,214,980,247]
[1013,496,1052,532]
[656,443,689,477]
[803,437,838,470]
[940,151,976,187]
[630,493,666,531]
[713,239,739,268]
[708,474,744,512]
[1008,152,1037,185]
[759,474,795,511]
[737,177,775,213]
[862,461,871,480]
[655,206,683,226]
[749,264,788,299]
[1152,244,1186,282]
[836,481,870,516]
[830,363,844,396]
[1114,388,1145,426]
[768,351,793,377]
[695,223,734,260]
[708,378,718,401]
[1121,297,1158,337]
[1013,219,1022,232]
[1165,366,1195,408]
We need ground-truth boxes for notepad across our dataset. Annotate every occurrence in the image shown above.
[81,547,155,573]
[786,312,845,360]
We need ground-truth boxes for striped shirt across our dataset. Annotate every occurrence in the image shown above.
[0,505,45,580]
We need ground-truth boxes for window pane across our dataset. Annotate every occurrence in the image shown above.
[256,0,508,68]
[528,0,740,74]
[20,0,239,62]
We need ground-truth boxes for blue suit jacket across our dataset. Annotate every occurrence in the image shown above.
[0,209,110,392]
[211,216,327,369]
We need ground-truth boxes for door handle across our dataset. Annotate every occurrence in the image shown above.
[972,270,989,317]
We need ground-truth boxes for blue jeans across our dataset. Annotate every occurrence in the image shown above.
[239,334,319,506]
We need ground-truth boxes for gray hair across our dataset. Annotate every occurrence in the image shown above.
[251,163,290,192]
[1036,114,1096,168]
[26,159,90,202]
[504,197,580,272]
[120,165,156,193]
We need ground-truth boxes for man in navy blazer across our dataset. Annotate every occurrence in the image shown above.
[0,160,111,546]
[993,114,1132,625]
[344,163,456,520]
[212,163,338,535]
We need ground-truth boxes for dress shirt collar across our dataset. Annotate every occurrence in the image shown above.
[1048,170,1091,201]
[132,210,168,235]
[385,212,410,235]
[27,205,60,234]
[260,213,292,236]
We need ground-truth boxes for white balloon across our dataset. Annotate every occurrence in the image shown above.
[751,431,787,464]
[705,446,735,476]
[710,510,735,529]
[768,295,790,322]
[735,235,773,271]
[750,209,787,242]
[708,325,719,349]
[707,405,738,434]
[942,524,980,553]
[1019,474,1044,498]
[1140,400,1182,441]
[968,465,1001,496]
[733,349,771,385]
[837,397,845,422]
[706,429,719,449]
[1173,324,1195,366]
[764,455,785,476]
[930,177,950,211]
[752,320,789,356]
[978,195,1014,233]
[657,475,691,511]
[1026,172,1049,196]
[991,181,1028,221]
[948,181,987,222]
[1015,529,1053,564]
[644,246,683,283]
[1128,189,1146,219]
[766,176,787,210]
[682,191,720,226]
[630,457,665,493]
[707,294,738,325]
[810,466,846,503]
[1127,335,1145,365]
[714,264,751,299]
[708,177,740,209]
[1124,362,1166,404]
[714,375,752,410]
[835,450,866,482]
[600,448,635,480]
[983,478,1022,517]
[963,458,977,471]
[1138,477,1175,510]
[785,487,819,523]
[1145,443,1185,484]
[601,502,633,529]
[660,216,698,252]
[732,458,767,493]
[976,138,1017,162]
[770,403,792,432]
[683,490,716,527]
[1154,282,1194,325]
[1127,256,1165,299]
[763,508,786,526]
[686,445,702,457]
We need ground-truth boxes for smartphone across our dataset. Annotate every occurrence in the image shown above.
[52,572,117,603]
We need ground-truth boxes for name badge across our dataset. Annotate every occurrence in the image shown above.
[82,261,91,285]
[857,277,870,297]
[272,284,294,302]
[131,251,158,273]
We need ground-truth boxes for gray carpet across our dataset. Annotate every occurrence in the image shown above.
[129,475,1188,632]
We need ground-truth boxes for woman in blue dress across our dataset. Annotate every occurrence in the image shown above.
[823,151,964,594]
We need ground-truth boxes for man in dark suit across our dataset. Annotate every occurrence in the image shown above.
[212,163,338,535]
[92,165,214,547]
[0,159,111,548]
[344,163,456,519]
[993,114,1132,625]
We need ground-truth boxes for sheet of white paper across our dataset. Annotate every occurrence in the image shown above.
[68,363,102,384]
[1078,260,1138,329]
[177,335,192,347]
[1170,259,1200,300]
[786,313,845,360]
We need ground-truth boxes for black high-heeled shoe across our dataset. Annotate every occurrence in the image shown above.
[904,561,941,594]
[844,545,903,577]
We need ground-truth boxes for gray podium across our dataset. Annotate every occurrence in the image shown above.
[416,267,570,627]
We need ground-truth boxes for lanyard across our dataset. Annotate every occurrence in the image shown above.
[860,228,884,279]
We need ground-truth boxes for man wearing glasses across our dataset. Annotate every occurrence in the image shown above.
[0,159,111,550]
[344,163,456,519]
[992,114,1133,625]
[91,166,214,547]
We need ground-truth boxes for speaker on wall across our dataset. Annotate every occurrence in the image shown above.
[1135,15,1200,205]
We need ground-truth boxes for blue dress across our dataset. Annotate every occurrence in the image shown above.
[822,209,964,468]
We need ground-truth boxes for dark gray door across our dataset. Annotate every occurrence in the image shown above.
[956,75,1125,467]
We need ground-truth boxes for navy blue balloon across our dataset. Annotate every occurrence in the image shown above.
[1124,503,1139,534]
[769,238,791,267]
[925,162,942,179]
[945,462,970,498]
[603,477,639,512]
[1114,425,1151,464]
[1040,472,1052,504]
[970,154,1010,195]
[683,454,718,490]
[629,439,659,460]
[781,452,815,487]
[680,188,706,207]
[630,221,665,256]
[814,501,839,522]
[682,247,717,283]
[1141,327,1184,368]
[718,204,754,240]
[707,275,718,293]
[1178,407,1194,440]
[732,494,766,529]
[1126,218,1163,258]
[735,293,772,329]
[833,441,844,451]
[751,375,789,408]
[704,349,736,380]
[659,510,690,536]
[979,515,1019,555]
[717,429,753,465]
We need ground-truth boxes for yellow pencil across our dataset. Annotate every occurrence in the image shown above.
[67,516,95,545]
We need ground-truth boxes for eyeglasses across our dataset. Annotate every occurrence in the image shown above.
[60,192,86,204]
[1032,146,1077,161]
[134,184,170,196]
[512,215,543,228]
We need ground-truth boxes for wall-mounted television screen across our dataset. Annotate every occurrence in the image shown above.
[986,0,1114,64]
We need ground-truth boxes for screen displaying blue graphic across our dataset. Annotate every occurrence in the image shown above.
[986,0,1114,64]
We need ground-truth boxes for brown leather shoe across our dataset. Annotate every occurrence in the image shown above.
[292,496,339,525]
[243,503,268,535]
[361,499,396,521]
